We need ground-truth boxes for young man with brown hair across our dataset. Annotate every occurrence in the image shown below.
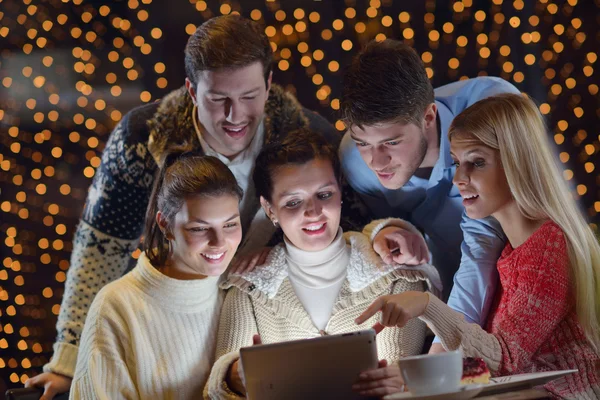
[26,15,343,399]
[340,39,520,353]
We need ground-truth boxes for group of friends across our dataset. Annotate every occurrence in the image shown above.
[23,14,600,400]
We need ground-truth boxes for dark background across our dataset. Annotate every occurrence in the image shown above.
[1,0,599,391]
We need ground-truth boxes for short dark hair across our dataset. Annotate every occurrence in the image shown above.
[253,129,341,203]
[341,39,434,128]
[144,154,243,267]
[184,14,273,86]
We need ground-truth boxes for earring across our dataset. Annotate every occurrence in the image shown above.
[272,219,279,227]
[341,200,344,205]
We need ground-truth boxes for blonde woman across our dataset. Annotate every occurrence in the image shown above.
[356,93,600,399]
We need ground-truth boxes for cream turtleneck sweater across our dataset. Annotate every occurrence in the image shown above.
[70,253,224,400]
[285,228,349,330]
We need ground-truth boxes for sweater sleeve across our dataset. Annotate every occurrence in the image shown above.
[377,279,428,362]
[205,287,258,400]
[70,286,138,399]
[69,351,138,400]
[362,218,424,243]
[420,233,571,376]
[45,108,158,377]
[419,294,503,372]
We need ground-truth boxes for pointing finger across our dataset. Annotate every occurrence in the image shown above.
[355,297,386,325]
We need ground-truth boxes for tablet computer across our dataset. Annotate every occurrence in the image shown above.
[240,329,378,400]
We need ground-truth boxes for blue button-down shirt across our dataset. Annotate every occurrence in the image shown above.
[339,77,520,326]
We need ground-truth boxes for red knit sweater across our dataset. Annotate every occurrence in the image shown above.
[486,221,600,399]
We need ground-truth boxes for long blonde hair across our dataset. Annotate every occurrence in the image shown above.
[449,93,600,352]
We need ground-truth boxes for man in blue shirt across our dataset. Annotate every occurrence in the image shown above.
[340,39,520,351]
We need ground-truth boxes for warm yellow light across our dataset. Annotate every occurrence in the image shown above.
[278,60,289,71]
[584,162,595,173]
[524,54,536,65]
[297,42,309,53]
[281,24,293,35]
[185,24,196,35]
[381,16,393,27]
[275,10,286,21]
[219,3,231,15]
[265,26,276,37]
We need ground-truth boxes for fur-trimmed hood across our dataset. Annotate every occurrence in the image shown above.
[223,231,441,299]
[147,84,310,168]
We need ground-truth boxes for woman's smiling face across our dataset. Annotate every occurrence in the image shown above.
[261,158,342,252]
[450,136,513,220]
[164,194,242,278]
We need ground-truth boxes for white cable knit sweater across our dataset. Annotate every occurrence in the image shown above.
[70,253,224,400]
[205,227,439,399]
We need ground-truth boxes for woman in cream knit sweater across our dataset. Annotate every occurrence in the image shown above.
[205,130,440,399]
[69,155,245,399]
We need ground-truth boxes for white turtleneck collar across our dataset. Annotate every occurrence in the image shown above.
[284,227,349,289]
[132,252,221,311]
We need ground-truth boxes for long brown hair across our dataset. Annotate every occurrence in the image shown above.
[143,154,243,267]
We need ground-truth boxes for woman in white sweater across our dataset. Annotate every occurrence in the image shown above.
[206,129,440,399]
[70,155,244,399]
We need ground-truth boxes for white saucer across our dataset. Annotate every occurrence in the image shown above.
[383,384,483,400]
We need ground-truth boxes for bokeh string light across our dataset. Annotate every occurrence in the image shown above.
[0,0,598,389]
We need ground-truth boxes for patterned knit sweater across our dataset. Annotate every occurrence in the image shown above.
[43,85,368,378]
[420,221,600,399]
[205,229,440,399]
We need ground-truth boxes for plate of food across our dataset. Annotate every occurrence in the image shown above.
[462,356,577,396]
[480,369,578,395]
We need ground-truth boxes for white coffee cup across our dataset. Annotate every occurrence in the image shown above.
[398,350,463,395]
